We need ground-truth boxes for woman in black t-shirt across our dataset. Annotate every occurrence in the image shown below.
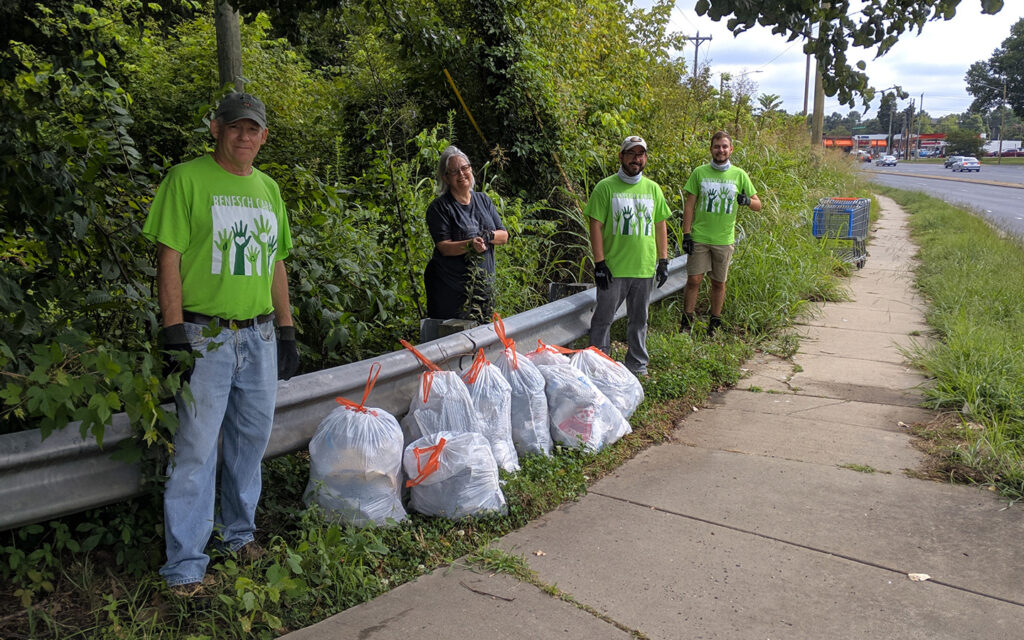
[423,146,509,322]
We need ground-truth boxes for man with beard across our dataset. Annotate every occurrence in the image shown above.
[585,135,670,377]
[680,130,761,335]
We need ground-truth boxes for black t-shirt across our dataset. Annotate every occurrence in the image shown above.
[423,191,506,320]
[425,190,505,283]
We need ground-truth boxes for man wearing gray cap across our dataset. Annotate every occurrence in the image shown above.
[143,91,298,596]
[585,135,670,377]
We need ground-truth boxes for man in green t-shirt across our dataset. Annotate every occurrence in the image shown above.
[586,135,670,376]
[681,130,761,335]
[142,92,298,597]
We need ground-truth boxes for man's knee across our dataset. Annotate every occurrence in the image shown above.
[686,274,704,287]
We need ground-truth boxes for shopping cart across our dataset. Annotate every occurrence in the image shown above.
[812,197,870,269]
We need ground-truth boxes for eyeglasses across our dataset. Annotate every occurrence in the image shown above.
[447,164,472,176]
[623,149,647,159]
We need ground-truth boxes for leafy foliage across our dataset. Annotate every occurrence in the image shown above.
[965,18,1024,117]
[695,0,1005,108]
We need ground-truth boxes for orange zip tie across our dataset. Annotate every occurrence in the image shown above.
[405,437,447,487]
[400,339,441,372]
[463,348,488,384]
[506,338,520,370]
[400,339,441,403]
[335,362,382,416]
[492,312,513,349]
[534,339,577,357]
[585,345,621,365]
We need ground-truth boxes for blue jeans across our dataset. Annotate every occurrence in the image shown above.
[588,276,653,374]
[159,319,277,586]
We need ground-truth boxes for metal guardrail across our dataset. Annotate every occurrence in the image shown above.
[0,257,688,531]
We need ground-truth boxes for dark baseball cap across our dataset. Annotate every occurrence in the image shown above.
[214,92,267,128]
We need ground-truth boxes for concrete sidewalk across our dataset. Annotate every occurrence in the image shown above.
[284,195,1024,639]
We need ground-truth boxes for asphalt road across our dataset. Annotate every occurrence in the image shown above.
[860,161,1024,238]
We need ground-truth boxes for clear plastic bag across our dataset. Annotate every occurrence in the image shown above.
[404,431,507,519]
[536,363,632,452]
[492,315,551,457]
[399,339,484,445]
[305,363,408,526]
[462,349,520,472]
[569,347,645,418]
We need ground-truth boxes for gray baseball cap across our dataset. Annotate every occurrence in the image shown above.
[214,92,267,128]
[620,135,647,153]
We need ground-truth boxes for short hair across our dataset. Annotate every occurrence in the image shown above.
[711,130,732,145]
[436,145,475,195]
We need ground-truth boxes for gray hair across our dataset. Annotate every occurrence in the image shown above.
[436,145,474,195]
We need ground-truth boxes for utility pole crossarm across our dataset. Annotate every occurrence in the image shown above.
[683,32,713,79]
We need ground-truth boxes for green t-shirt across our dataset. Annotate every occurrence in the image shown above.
[584,174,671,278]
[683,164,756,245]
[142,154,292,319]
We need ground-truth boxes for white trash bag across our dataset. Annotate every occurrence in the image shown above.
[524,339,571,366]
[492,315,551,457]
[399,339,483,445]
[462,348,520,472]
[404,431,507,519]
[305,363,407,526]
[536,363,632,452]
[569,346,645,418]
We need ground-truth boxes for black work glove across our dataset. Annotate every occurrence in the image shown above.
[656,258,669,288]
[682,233,694,256]
[593,260,613,290]
[277,325,299,380]
[159,324,195,384]
[736,193,751,207]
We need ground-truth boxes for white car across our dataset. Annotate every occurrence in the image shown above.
[875,155,897,167]
[952,157,981,172]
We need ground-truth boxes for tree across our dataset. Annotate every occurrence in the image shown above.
[877,92,898,137]
[945,129,985,157]
[694,0,1006,108]
[966,19,1024,117]
[757,93,783,114]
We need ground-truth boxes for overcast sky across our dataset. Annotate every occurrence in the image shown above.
[656,1,1024,119]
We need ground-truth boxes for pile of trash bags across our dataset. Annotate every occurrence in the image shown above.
[304,317,644,526]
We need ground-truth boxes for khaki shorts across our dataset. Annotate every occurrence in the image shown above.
[686,242,735,282]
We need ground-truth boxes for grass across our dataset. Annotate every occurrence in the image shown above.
[878,187,1024,501]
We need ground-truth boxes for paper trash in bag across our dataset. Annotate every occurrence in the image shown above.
[399,339,484,445]
[305,363,408,526]
[536,363,631,452]
[462,348,520,472]
[404,431,507,519]
[492,314,551,457]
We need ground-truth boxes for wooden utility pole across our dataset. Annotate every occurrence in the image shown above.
[810,63,824,145]
[683,32,713,79]
[215,0,243,92]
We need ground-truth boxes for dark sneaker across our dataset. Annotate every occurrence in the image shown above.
[680,311,696,333]
[236,541,266,563]
[708,315,723,335]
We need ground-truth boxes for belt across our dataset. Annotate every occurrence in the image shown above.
[182,311,275,329]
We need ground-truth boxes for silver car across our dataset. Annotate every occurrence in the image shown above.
[875,155,897,167]
[952,157,981,172]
